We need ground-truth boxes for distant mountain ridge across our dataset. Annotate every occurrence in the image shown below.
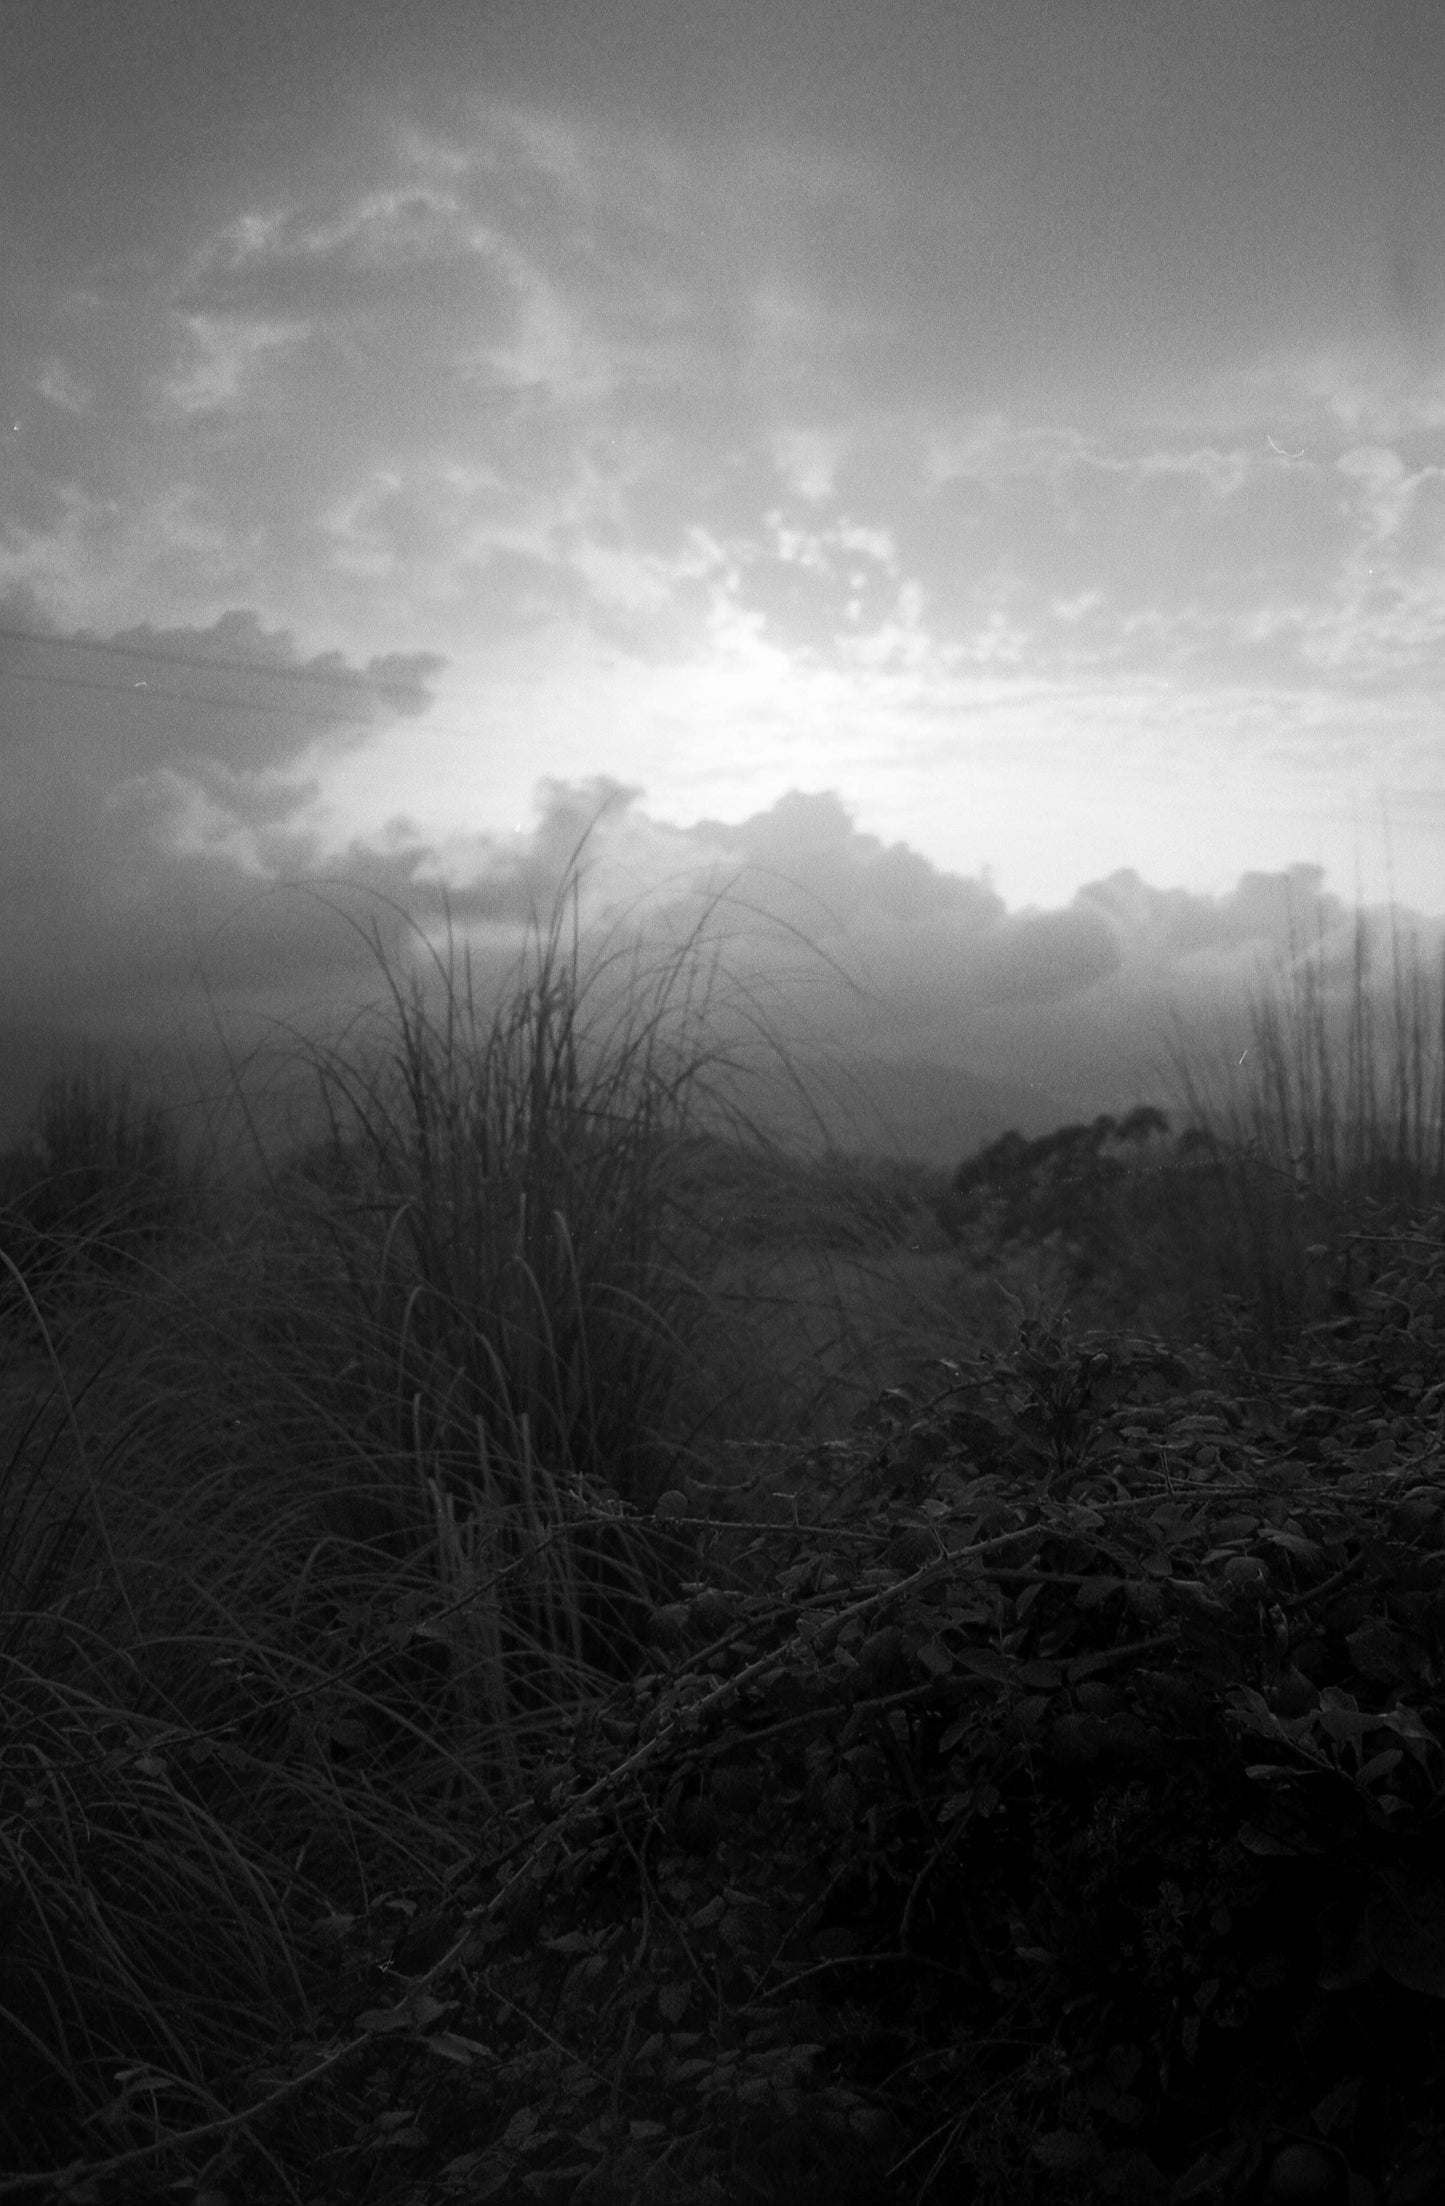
[0,1024,1169,1185]
[706,1046,1117,1174]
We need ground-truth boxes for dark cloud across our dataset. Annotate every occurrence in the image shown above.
[0,598,444,1035]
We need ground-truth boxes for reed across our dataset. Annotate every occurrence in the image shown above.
[1155,894,1445,1363]
[0,1047,195,1335]
[0,825,938,2175]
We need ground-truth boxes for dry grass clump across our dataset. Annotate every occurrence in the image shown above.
[0,1055,200,1347]
[1153,898,1445,1360]
[0,839,981,2183]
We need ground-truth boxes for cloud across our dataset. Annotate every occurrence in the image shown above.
[3,37,1444,1165]
[770,426,848,502]
[0,587,1440,1173]
[33,358,93,415]
[161,312,310,415]
[7,84,1445,801]
[405,788,1445,1165]
[0,598,445,1039]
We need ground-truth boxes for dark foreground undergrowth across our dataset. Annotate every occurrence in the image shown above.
[205,1237,1445,2206]
[3,867,1444,2206]
[4,1203,1443,2206]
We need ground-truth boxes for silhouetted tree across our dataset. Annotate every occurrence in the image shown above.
[1118,1104,1170,1145]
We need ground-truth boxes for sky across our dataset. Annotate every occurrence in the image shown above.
[2,0,1443,1169]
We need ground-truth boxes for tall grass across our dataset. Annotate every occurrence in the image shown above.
[0,1050,196,1341]
[1156,897,1445,1362]
[210,875,826,1711]
[0,834,981,2176]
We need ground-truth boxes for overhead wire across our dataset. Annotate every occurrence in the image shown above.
[0,660,406,731]
[0,623,1440,848]
[0,620,430,697]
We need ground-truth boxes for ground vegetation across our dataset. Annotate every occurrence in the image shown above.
[1,854,1444,2204]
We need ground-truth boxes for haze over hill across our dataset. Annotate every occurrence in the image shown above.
[0,757,1438,1178]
